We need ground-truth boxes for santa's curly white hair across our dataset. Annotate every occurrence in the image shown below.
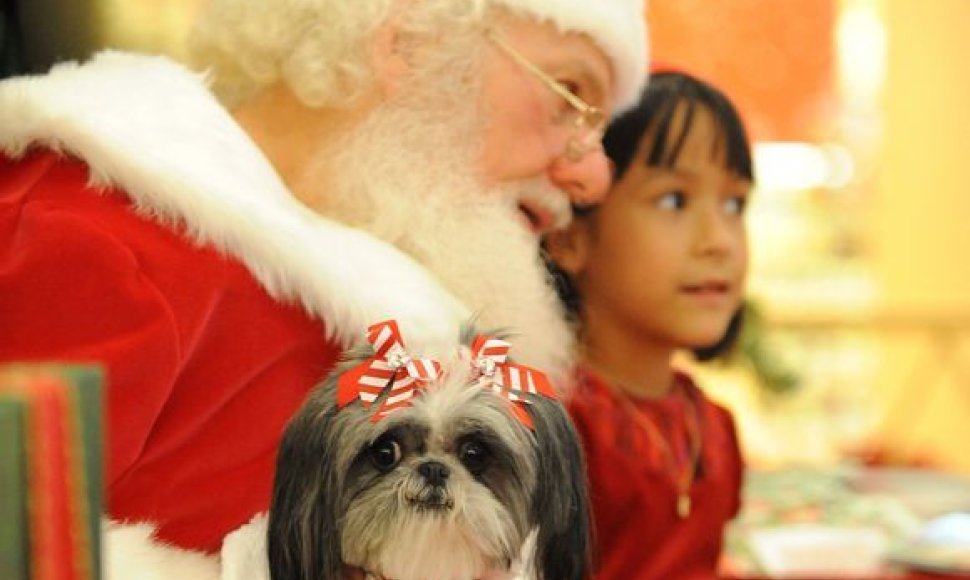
[188,0,647,110]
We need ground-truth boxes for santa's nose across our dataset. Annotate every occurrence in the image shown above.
[548,148,612,207]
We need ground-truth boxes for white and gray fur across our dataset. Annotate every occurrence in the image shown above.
[268,332,590,580]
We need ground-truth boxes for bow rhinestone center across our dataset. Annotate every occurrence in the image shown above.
[477,356,498,377]
[385,345,412,371]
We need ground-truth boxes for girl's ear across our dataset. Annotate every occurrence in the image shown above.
[371,19,409,98]
[544,220,591,277]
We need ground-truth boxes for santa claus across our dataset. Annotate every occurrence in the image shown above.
[0,0,647,576]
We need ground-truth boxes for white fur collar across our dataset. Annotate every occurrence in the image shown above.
[0,51,468,354]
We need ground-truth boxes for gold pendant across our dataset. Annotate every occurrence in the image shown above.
[677,493,691,518]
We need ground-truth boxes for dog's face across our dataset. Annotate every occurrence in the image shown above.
[338,368,537,580]
[269,339,590,580]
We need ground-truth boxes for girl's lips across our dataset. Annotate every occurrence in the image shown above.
[680,281,734,304]
[681,281,730,294]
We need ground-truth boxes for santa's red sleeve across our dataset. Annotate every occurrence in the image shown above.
[1,151,182,481]
[1,151,342,555]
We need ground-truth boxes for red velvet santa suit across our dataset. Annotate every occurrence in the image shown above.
[567,366,745,580]
[0,52,471,577]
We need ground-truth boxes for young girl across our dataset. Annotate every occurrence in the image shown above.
[545,71,754,580]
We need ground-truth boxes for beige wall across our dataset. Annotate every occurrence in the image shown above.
[95,0,198,60]
[870,0,970,473]
[875,0,970,314]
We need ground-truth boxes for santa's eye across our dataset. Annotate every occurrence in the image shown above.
[458,439,492,475]
[368,435,402,472]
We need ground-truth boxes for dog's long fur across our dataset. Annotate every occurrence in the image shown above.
[268,334,590,580]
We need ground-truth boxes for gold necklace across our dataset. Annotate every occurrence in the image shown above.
[611,377,702,519]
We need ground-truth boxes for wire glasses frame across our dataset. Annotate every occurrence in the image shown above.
[486,31,607,162]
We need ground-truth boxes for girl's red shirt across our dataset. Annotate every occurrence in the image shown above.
[567,366,745,580]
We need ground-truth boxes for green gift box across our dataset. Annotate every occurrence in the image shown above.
[0,364,104,580]
[0,397,28,580]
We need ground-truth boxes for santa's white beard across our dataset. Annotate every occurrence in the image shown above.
[306,81,575,387]
[406,186,575,387]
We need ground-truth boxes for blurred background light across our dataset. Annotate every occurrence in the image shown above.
[837,1,888,105]
[754,141,856,191]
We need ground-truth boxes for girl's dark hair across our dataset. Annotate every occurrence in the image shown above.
[603,70,753,184]
[546,70,754,360]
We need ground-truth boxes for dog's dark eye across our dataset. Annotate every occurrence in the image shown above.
[458,440,492,475]
[369,436,402,472]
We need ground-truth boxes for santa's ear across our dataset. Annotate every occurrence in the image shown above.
[543,221,590,277]
[371,17,409,98]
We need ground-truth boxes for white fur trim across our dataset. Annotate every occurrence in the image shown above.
[221,514,270,580]
[104,520,219,580]
[493,0,648,111]
[0,52,468,356]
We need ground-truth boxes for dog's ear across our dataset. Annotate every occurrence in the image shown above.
[526,397,592,580]
[268,386,345,580]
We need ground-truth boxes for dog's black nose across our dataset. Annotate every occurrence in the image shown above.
[418,461,450,486]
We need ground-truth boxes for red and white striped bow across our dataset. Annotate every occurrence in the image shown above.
[338,320,442,421]
[470,334,556,428]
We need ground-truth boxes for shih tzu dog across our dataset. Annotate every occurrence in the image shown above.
[267,320,590,580]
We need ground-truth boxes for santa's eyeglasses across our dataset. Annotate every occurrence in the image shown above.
[487,31,607,162]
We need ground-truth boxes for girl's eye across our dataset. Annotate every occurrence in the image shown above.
[723,195,747,216]
[656,190,687,211]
